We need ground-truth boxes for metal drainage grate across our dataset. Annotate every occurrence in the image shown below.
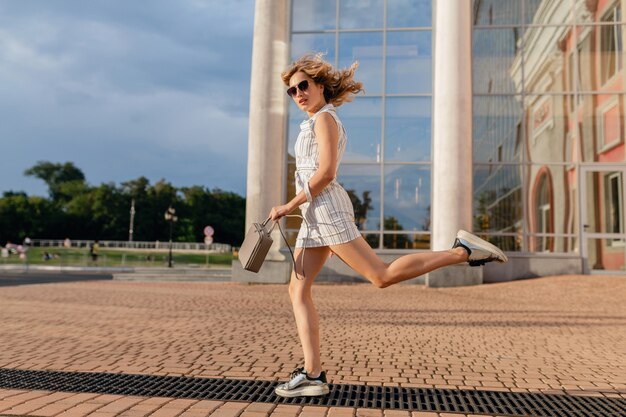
[0,368,624,417]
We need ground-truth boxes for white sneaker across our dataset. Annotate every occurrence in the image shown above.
[274,367,330,398]
[452,230,508,266]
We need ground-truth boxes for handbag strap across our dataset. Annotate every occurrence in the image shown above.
[263,215,308,280]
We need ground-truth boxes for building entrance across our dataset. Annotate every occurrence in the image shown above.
[580,165,626,274]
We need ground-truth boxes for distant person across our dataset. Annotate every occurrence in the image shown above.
[268,53,508,398]
[63,238,71,248]
[90,240,99,262]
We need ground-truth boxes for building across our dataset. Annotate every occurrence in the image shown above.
[233,0,625,285]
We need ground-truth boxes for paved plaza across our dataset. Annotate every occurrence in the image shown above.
[0,274,624,417]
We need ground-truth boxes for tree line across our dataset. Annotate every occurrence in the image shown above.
[0,161,245,246]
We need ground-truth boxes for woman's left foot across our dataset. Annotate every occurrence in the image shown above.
[452,230,508,266]
[275,367,330,398]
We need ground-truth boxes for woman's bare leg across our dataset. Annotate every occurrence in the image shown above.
[330,237,468,288]
[288,246,331,377]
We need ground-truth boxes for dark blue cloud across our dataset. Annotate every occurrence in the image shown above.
[0,0,254,196]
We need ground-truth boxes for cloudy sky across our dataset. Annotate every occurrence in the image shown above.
[0,0,255,197]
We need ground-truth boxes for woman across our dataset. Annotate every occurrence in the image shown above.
[269,54,507,398]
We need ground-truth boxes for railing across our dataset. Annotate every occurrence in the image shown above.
[27,239,231,252]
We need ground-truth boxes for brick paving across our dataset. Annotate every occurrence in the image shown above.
[0,274,624,416]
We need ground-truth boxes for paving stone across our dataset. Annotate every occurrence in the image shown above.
[0,276,623,415]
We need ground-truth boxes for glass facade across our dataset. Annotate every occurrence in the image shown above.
[285,0,625,269]
[473,0,625,270]
[287,0,433,249]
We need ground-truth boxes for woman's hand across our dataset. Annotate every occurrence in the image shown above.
[269,204,292,221]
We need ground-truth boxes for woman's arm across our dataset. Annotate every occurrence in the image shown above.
[269,112,338,220]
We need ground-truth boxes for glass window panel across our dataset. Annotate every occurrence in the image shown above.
[527,235,578,253]
[585,238,626,271]
[337,164,382,232]
[522,94,573,164]
[524,0,572,25]
[525,164,579,252]
[472,0,523,26]
[339,32,383,94]
[522,26,575,94]
[473,164,523,234]
[387,0,432,28]
[291,0,337,32]
[339,97,382,162]
[473,95,524,162]
[524,0,544,25]
[290,33,336,62]
[383,164,431,232]
[460,234,522,252]
[385,97,432,162]
[582,169,624,234]
[575,0,624,23]
[386,31,432,94]
[339,0,383,29]
[579,94,625,161]
[473,28,524,95]
[598,23,624,86]
[383,232,431,250]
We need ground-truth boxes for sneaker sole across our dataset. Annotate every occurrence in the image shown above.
[457,230,508,263]
[274,384,330,398]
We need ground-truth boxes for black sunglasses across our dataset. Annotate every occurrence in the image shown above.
[287,80,309,97]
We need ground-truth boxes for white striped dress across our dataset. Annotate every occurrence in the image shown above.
[295,104,361,248]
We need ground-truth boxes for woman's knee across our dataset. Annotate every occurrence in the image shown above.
[288,277,312,302]
[366,265,391,289]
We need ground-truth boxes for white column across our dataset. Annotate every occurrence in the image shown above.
[432,0,473,250]
[246,0,290,260]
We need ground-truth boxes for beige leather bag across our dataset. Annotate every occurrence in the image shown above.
[239,218,275,273]
[238,216,306,278]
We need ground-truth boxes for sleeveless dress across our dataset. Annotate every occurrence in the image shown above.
[294,103,361,248]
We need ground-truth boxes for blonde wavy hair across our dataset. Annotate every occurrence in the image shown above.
[281,53,364,107]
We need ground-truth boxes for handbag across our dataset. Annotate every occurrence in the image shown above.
[238,215,307,278]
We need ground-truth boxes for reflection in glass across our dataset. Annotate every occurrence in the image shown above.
[473,164,523,235]
[292,0,337,31]
[521,26,574,94]
[387,0,431,27]
[339,97,382,162]
[523,94,568,164]
[336,164,381,232]
[386,31,432,94]
[472,0,523,26]
[582,170,624,235]
[585,238,626,271]
[384,165,431,232]
[473,95,524,163]
[383,233,430,250]
[385,97,431,162]
[290,33,336,62]
[524,0,571,25]
[339,0,383,29]
[473,28,522,95]
[524,0,543,25]
[599,20,623,85]
[364,233,380,249]
[576,0,624,24]
[339,32,383,94]
[526,164,579,253]
[579,94,624,161]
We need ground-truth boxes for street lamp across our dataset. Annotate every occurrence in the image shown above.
[164,206,178,268]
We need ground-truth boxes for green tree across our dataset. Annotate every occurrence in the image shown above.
[24,161,86,203]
